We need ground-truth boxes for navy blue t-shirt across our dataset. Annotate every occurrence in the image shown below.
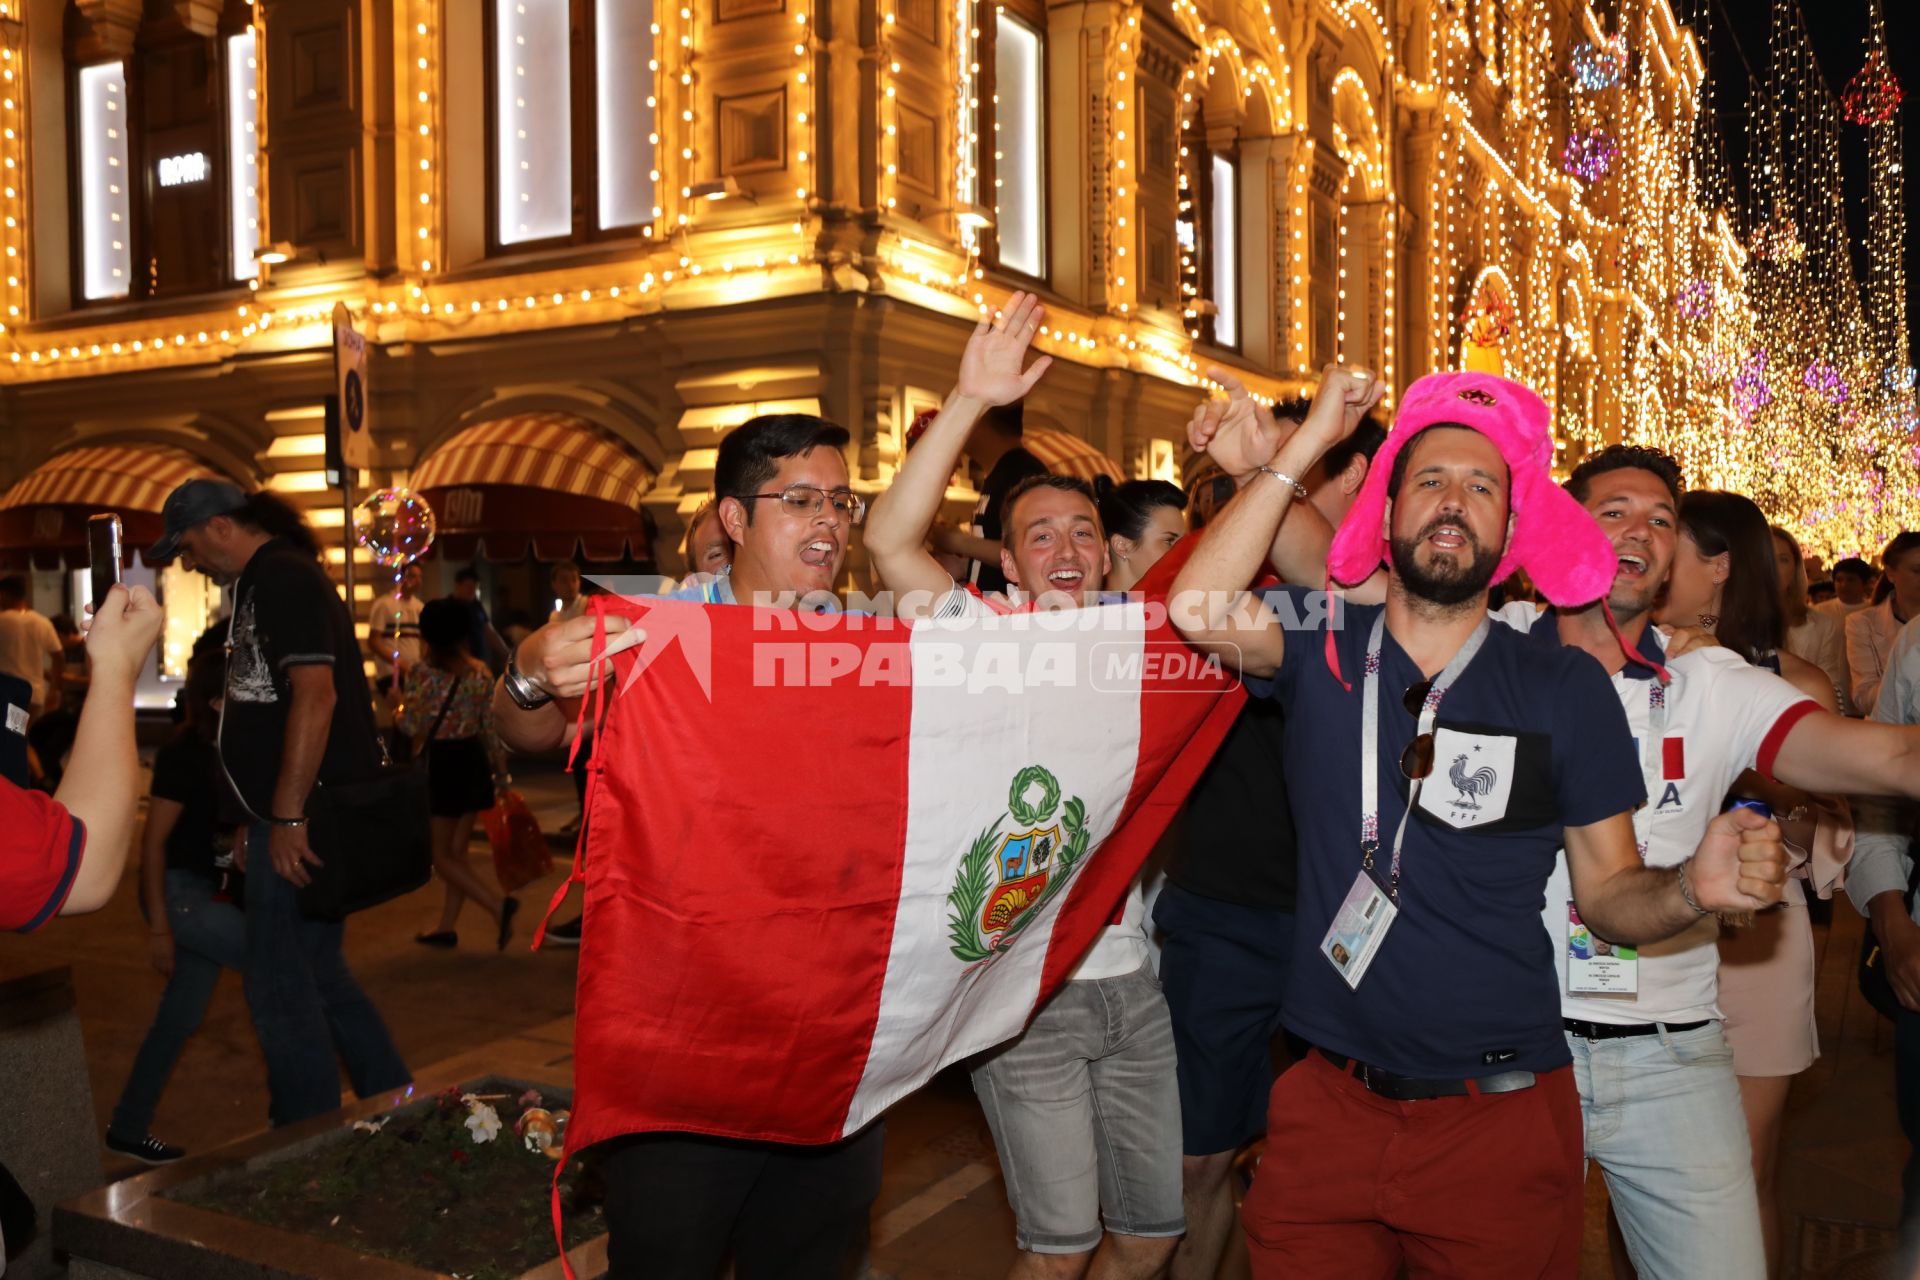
[1252,587,1643,1078]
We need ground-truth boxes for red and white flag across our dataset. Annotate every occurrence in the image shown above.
[554,593,1242,1154]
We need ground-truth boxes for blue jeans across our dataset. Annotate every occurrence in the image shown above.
[243,822,410,1126]
[109,870,247,1138]
[1568,1021,1765,1279]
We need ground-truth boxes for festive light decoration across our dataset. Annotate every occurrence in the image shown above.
[1732,351,1773,424]
[1673,279,1714,321]
[1570,36,1628,92]
[1802,359,1848,405]
[352,488,437,568]
[1560,128,1619,182]
[1842,48,1903,127]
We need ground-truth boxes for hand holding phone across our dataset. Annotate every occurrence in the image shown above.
[87,513,122,610]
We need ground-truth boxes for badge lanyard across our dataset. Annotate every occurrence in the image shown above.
[1359,612,1490,900]
[1634,679,1669,861]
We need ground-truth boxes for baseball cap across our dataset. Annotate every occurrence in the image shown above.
[146,479,250,561]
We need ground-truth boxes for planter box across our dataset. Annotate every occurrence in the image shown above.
[55,1074,607,1280]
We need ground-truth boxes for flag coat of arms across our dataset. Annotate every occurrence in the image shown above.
[556,592,1242,1156]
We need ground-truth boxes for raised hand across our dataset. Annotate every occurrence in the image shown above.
[1683,806,1787,915]
[1186,367,1282,481]
[956,291,1054,405]
[1296,364,1386,452]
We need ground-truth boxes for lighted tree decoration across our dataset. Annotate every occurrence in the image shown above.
[1842,48,1904,127]
[1561,129,1619,182]
[1569,35,1628,92]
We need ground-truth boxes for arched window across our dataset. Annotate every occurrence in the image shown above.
[66,1,259,302]
[485,0,657,250]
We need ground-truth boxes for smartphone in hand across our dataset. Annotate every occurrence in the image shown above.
[87,512,122,609]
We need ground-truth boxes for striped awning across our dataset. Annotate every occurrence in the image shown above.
[1022,427,1124,484]
[412,413,655,509]
[0,445,215,513]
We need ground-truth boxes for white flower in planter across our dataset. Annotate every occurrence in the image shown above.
[464,1100,502,1144]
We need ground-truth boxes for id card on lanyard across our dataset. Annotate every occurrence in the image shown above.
[1323,612,1489,990]
[1564,679,1664,996]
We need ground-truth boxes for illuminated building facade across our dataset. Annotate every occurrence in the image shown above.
[0,0,1894,679]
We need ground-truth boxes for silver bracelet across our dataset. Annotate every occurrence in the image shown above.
[1254,464,1309,498]
[1676,862,1708,916]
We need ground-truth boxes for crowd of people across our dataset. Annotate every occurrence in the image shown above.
[5,288,1920,1280]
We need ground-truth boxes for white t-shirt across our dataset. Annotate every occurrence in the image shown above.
[0,609,60,706]
[1492,606,1821,1024]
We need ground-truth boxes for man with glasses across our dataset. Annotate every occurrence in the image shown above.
[1171,368,1788,1276]
[495,412,872,1277]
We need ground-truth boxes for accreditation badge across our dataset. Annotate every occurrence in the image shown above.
[1321,870,1398,990]
[1565,901,1638,995]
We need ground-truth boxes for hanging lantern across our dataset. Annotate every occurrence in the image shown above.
[1569,35,1628,92]
[352,488,438,568]
[1842,49,1904,126]
[1561,129,1619,182]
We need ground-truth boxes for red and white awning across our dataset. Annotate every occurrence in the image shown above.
[413,413,657,562]
[0,445,215,513]
[412,413,655,507]
[1021,427,1124,484]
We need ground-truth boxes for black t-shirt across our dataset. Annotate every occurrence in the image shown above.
[970,445,1050,596]
[220,540,381,820]
[150,729,230,877]
[1164,696,1299,911]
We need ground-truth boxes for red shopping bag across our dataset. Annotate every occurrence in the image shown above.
[487,790,553,893]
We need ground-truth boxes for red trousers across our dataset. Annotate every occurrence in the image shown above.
[1240,1050,1584,1279]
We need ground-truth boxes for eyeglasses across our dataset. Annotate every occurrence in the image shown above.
[745,485,866,525]
[1401,680,1435,780]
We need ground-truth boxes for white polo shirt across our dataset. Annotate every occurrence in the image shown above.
[1495,605,1821,1025]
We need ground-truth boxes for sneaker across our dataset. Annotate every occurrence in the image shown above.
[543,915,582,946]
[106,1132,185,1165]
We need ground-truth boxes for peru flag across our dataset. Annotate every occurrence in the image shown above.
[556,593,1241,1153]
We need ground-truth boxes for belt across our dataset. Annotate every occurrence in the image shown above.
[1314,1049,1537,1101]
[1562,1018,1710,1041]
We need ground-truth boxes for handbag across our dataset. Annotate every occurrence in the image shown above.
[486,789,552,893]
[218,611,446,922]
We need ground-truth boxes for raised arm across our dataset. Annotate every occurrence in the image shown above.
[1772,709,1920,799]
[1170,366,1382,677]
[1187,366,1387,601]
[864,291,1053,620]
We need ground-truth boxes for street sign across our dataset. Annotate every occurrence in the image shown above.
[332,301,371,473]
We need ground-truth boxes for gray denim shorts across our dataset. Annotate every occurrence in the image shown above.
[970,962,1185,1253]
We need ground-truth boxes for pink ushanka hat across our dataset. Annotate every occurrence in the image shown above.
[1322,371,1651,685]
[1328,371,1616,602]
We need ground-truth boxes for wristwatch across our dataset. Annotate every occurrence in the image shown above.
[503,650,554,711]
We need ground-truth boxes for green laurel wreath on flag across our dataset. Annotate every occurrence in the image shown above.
[947,765,1089,964]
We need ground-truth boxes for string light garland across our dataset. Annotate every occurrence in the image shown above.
[1841,47,1903,127]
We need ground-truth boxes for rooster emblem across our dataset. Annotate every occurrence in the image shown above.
[1448,753,1499,810]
